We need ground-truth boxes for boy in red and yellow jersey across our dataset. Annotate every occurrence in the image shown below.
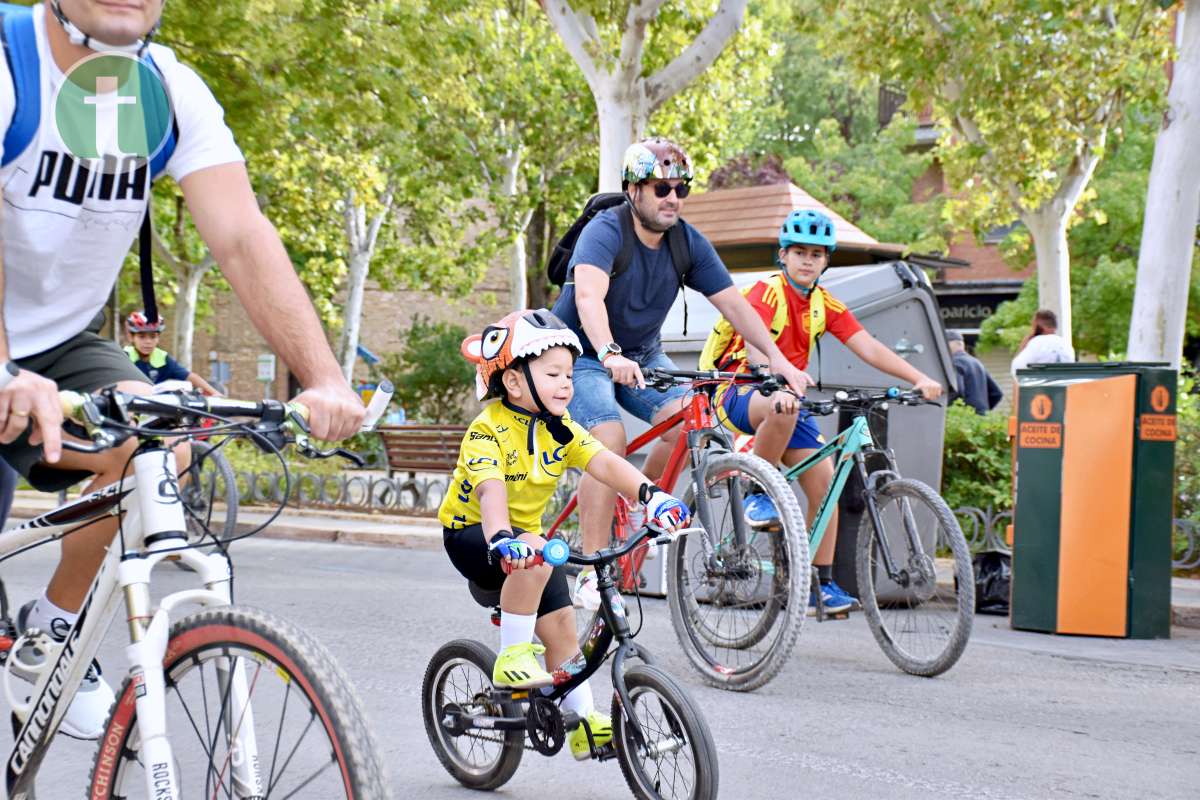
[700,210,942,613]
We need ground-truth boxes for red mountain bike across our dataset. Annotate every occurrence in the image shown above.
[544,367,810,691]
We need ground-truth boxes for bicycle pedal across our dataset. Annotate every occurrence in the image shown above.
[594,742,618,762]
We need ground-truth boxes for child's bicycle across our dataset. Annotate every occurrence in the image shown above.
[421,526,719,800]
[774,386,975,676]
[544,367,810,692]
[0,384,393,799]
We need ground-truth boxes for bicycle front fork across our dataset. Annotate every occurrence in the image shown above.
[120,548,264,799]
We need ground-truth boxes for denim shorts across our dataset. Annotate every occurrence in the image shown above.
[568,352,687,429]
[719,384,825,451]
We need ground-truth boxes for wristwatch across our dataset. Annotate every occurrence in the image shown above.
[0,361,18,391]
[597,342,623,363]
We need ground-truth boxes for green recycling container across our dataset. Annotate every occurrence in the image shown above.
[1010,362,1176,639]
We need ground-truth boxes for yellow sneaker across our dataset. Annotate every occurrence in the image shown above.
[568,710,613,760]
[492,643,552,689]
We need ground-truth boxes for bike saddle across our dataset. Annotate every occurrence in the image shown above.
[467,581,502,609]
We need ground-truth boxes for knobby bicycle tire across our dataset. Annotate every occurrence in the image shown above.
[856,477,974,677]
[667,452,809,692]
[89,605,389,799]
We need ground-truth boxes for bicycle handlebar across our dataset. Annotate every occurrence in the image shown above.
[499,525,700,574]
[57,379,395,458]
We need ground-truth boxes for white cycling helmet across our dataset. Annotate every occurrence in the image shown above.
[50,0,162,56]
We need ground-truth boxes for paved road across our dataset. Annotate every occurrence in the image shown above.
[3,538,1198,799]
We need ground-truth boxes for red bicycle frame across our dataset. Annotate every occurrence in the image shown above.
[546,383,725,592]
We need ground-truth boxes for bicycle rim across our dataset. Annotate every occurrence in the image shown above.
[614,665,719,800]
[668,453,808,691]
[858,478,974,676]
[90,606,387,799]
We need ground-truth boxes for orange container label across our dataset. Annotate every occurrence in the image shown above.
[1139,413,1177,441]
[1019,422,1062,448]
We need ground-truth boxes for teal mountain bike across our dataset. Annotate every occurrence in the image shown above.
[781,387,974,676]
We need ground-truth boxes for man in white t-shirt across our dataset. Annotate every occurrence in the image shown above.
[1011,308,1076,374]
[0,1,364,739]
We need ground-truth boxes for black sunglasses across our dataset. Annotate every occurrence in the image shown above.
[648,181,690,199]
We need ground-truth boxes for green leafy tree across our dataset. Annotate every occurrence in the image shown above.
[381,317,476,424]
[823,0,1173,343]
[783,118,949,253]
[542,0,776,192]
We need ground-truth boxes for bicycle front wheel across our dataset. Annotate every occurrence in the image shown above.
[857,477,974,677]
[89,605,389,799]
[667,452,809,692]
[613,664,719,800]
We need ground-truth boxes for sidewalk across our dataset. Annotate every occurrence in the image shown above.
[7,491,1200,629]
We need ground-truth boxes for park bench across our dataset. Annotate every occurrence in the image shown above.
[378,424,467,479]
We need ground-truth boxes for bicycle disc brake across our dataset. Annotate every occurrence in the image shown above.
[526,696,565,756]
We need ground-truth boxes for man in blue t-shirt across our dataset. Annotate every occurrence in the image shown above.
[125,311,221,394]
[551,137,811,608]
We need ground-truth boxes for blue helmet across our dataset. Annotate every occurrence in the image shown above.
[779,209,837,253]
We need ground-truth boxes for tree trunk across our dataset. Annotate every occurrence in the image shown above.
[526,198,551,309]
[1128,0,1200,368]
[1022,206,1074,344]
[596,89,644,193]
[542,0,747,193]
[174,256,213,369]
[500,146,530,311]
[339,188,394,381]
[339,248,371,381]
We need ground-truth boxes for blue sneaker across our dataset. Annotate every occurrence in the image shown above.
[824,580,859,610]
[743,494,780,528]
[808,582,852,616]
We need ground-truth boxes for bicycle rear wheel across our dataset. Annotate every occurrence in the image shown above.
[422,639,524,791]
[89,605,388,799]
[857,476,974,676]
[667,452,808,692]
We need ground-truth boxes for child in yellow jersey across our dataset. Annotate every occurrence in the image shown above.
[438,309,690,760]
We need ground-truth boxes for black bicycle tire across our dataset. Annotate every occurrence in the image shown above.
[183,440,238,541]
[421,638,524,790]
[666,452,809,692]
[856,477,975,676]
[613,663,719,800]
[88,605,389,799]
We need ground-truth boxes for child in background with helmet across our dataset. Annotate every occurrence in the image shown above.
[124,310,221,395]
[437,308,690,759]
[699,210,943,615]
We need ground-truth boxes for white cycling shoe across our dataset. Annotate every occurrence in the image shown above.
[12,601,115,740]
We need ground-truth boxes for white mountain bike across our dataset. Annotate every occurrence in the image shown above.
[0,382,394,800]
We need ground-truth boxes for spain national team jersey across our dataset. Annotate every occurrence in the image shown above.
[438,399,605,534]
[737,279,863,371]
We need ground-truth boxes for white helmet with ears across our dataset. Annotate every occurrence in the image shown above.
[50,0,162,56]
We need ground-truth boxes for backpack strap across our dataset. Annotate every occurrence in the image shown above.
[611,203,637,280]
[138,51,177,325]
[1,4,39,169]
[142,51,177,181]
[665,221,693,335]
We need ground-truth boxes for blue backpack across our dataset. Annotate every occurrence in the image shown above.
[0,2,178,321]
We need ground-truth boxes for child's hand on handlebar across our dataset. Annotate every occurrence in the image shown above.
[489,531,546,571]
[912,376,943,401]
[642,486,691,532]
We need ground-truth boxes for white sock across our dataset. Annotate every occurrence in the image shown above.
[26,592,77,639]
[499,611,537,651]
[561,679,594,717]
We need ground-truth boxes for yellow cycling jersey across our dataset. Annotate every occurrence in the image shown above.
[438,399,605,534]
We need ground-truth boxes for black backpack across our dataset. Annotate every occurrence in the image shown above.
[546,192,693,290]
